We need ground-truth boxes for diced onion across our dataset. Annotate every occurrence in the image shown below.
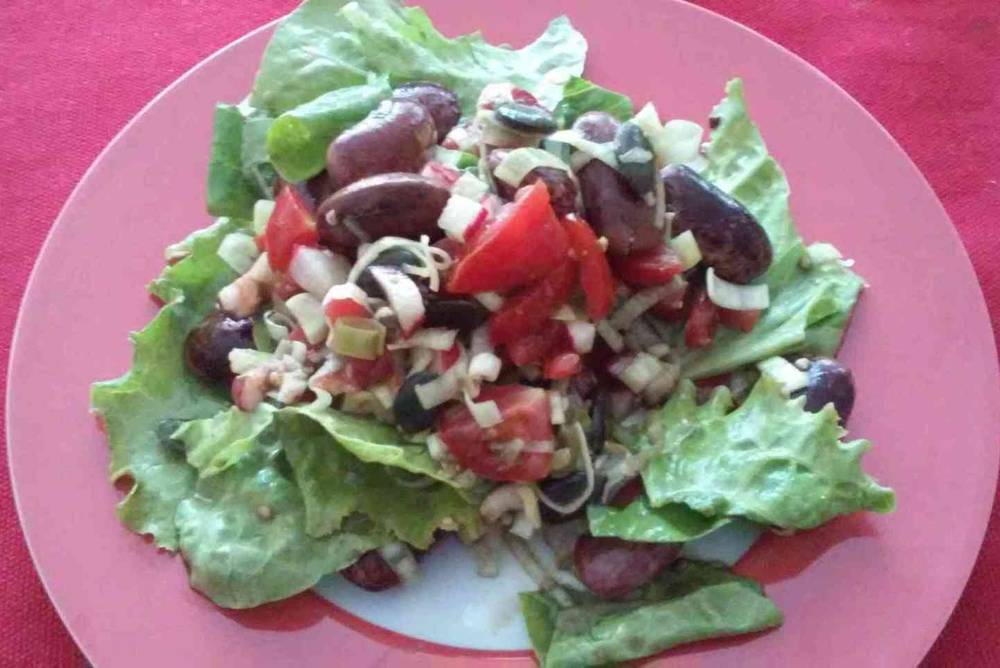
[548,391,567,425]
[321,282,369,308]
[378,542,420,583]
[463,391,503,428]
[550,305,579,322]
[661,119,704,165]
[368,266,426,335]
[757,356,809,395]
[348,236,448,293]
[469,326,492,356]
[330,317,386,360]
[494,148,571,187]
[388,327,457,352]
[218,233,260,274]
[536,423,594,516]
[469,352,502,382]
[566,321,596,354]
[415,360,466,409]
[474,292,504,312]
[228,348,271,375]
[263,310,293,342]
[706,268,770,310]
[246,253,276,285]
[803,242,844,268]
[610,353,664,394]
[451,172,490,200]
[609,283,677,330]
[289,246,351,299]
[285,293,328,344]
[642,363,679,404]
[437,194,487,242]
[669,230,702,270]
[652,168,667,231]
[546,130,618,168]
[595,320,625,353]
[632,103,670,168]
[252,199,275,234]
[218,277,261,317]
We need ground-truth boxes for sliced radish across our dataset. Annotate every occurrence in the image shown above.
[438,194,488,242]
[289,246,351,299]
[285,293,329,345]
[368,266,426,335]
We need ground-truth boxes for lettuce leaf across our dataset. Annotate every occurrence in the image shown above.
[175,432,385,609]
[587,497,729,543]
[91,219,245,549]
[173,404,276,477]
[278,411,480,546]
[552,76,634,128]
[676,79,865,379]
[641,378,895,530]
[266,77,392,182]
[206,105,267,219]
[250,0,586,116]
[520,561,782,667]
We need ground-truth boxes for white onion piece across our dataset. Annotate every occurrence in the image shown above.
[284,293,328,344]
[632,103,670,168]
[469,326,492,356]
[609,283,676,330]
[610,353,664,394]
[368,266,426,335]
[321,282,369,308]
[551,305,579,322]
[803,242,844,268]
[535,423,594,516]
[252,199,275,234]
[566,321,596,354]
[245,253,276,285]
[218,233,260,274]
[662,119,704,165]
[469,352,502,383]
[548,392,566,425]
[378,543,420,583]
[642,363,679,404]
[263,310,292,342]
[669,230,702,270]
[451,172,490,200]
[415,359,466,409]
[546,130,618,168]
[289,246,351,299]
[218,277,261,317]
[438,194,486,242]
[494,148,571,187]
[228,348,271,375]
[463,391,503,428]
[706,268,770,310]
[474,292,504,312]
[757,356,809,395]
[595,320,624,353]
[387,328,457,351]
[348,237,444,292]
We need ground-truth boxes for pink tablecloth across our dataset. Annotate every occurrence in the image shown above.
[1,1,997,665]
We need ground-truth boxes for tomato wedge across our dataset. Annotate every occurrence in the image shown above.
[447,182,569,294]
[718,307,761,333]
[506,320,570,366]
[611,243,684,288]
[543,352,582,380]
[436,384,554,482]
[489,260,577,346]
[684,287,719,348]
[563,215,614,320]
[265,185,319,271]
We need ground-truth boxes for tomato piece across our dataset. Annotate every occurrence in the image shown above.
[505,321,567,367]
[718,307,761,333]
[489,261,577,346]
[543,352,582,380]
[446,182,569,294]
[563,216,614,320]
[311,353,395,394]
[611,243,684,288]
[324,296,370,325]
[684,288,719,348]
[265,185,319,272]
[436,384,554,482]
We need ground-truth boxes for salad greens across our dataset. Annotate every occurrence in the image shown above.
[640,378,895,530]
[91,0,895,663]
[520,561,782,668]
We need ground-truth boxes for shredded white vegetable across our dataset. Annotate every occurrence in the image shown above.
[706,268,770,310]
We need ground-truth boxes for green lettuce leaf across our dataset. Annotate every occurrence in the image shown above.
[278,412,479,546]
[173,405,276,477]
[641,378,895,530]
[552,76,634,128]
[250,0,586,116]
[175,431,385,609]
[266,77,392,182]
[520,561,782,667]
[677,79,865,379]
[587,498,729,543]
[206,105,265,219]
[91,219,246,549]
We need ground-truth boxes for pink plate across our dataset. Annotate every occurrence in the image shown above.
[7,1,999,666]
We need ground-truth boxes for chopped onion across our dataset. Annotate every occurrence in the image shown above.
[245,253,276,285]
[263,310,292,342]
[348,236,447,293]
[646,342,672,358]
[609,283,677,330]
[218,277,261,317]
[285,293,328,344]
[536,423,594,516]
[469,326,492,356]
[330,317,386,360]
[549,391,566,425]
[652,167,667,231]
[218,232,260,274]
[371,383,396,410]
[470,531,501,577]
[410,346,435,373]
[438,194,487,242]
[595,320,625,353]
[706,268,770,310]
[368,266,426,335]
[388,327,457,351]
[289,246,351,299]
[642,363,679,404]
[321,282,369,308]
[551,304,579,322]
[415,359,466,409]
[451,172,489,200]
[463,391,503,428]
[803,242,844,268]
[546,129,618,168]
[566,321,596,354]
[632,103,670,168]
[378,542,420,583]
[661,119,704,165]
[494,148,571,187]
[477,110,540,147]
[623,317,660,353]
[610,352,664,394]
[669,230,702,270]
[252,199,275,234]
[228,348,271,375]
[469,352,502,382]
[474,292,504,312]
[757,356,809,395]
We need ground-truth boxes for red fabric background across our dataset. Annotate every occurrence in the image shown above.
[0,1,996,665]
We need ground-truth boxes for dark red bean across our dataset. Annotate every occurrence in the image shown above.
[572,112,620,143]
[392,81,461,140]
[803,358,855,424]
[340,550,401,592]
[326,100,436,189]
[488,149,578,215]
[574,535,680,599]
[184,311,254,383]
[577,160,660,255]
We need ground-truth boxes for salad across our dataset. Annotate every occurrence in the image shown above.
[91,0,896,665]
